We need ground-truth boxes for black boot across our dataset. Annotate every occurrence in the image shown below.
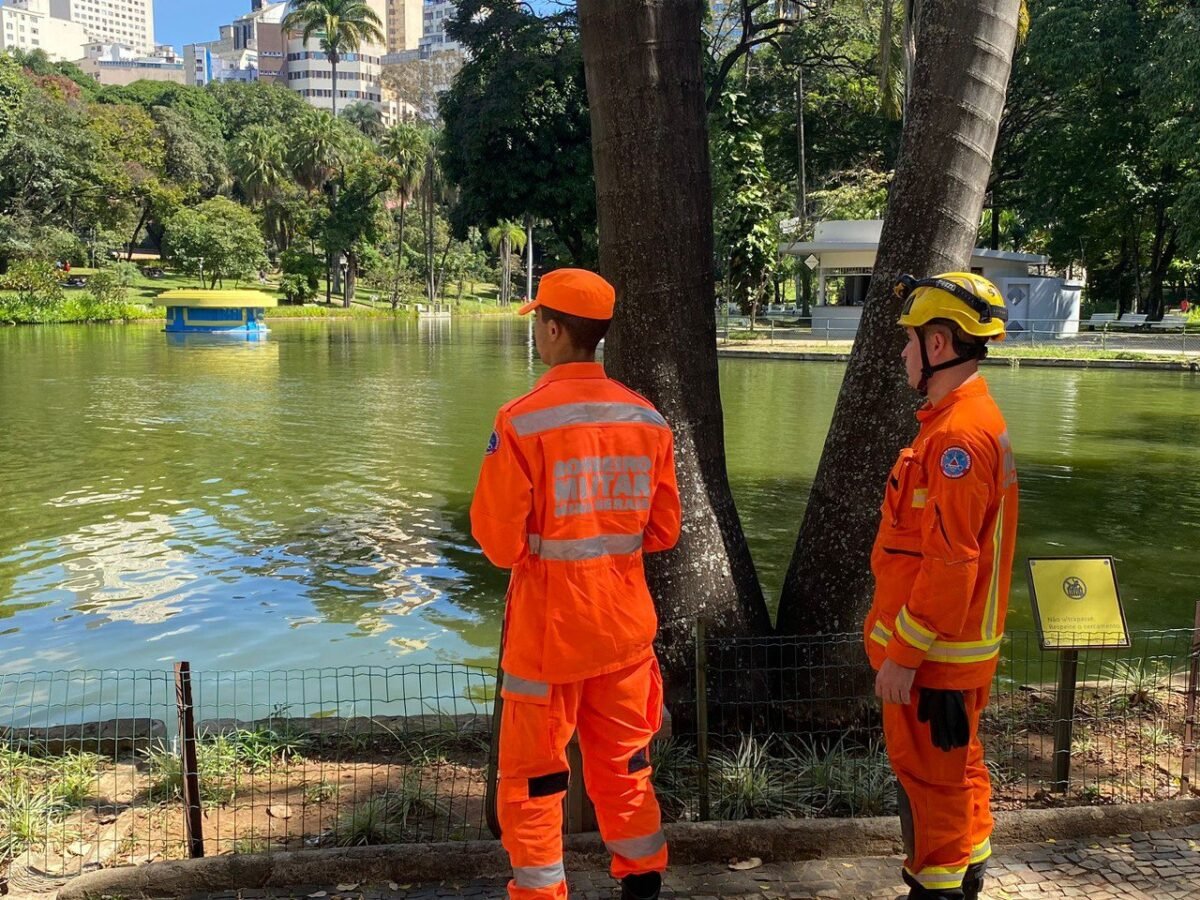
[621,871,662,900]
[961,861,986,900]
[901,870,965,899]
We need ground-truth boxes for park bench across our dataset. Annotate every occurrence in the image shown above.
[1151,314,1189,332]
[1113,313,1149,330]
[1085,312,1118,331]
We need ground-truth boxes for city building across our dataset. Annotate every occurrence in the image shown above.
[283,37,384,112]
[76,40,184,86]
[0,0,90,61]
[48,0,154,56]
[386,0,421,53]
[183,1,286,87]
[417,0,461,56]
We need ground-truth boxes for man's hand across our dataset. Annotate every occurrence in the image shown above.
[875,658,917,705]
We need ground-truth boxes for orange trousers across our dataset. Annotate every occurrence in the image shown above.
[497,656,668,900]
[883,685,993,896]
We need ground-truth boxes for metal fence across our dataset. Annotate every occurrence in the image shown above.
[716,312,1200,357]
[1,628,1196,889]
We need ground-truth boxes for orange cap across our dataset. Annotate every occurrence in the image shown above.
[518,268,615,320]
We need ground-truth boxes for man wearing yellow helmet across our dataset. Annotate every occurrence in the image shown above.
[864,272,1019,900]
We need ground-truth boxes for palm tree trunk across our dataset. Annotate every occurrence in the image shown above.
[398,198,408,269]
[331,56,339,118]
[578,0,772,714]
[775,0,1021,645]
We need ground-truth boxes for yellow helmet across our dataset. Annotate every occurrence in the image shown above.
[894,272,1008,342]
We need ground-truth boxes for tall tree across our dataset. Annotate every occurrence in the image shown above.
[282,0,386,117]
[341,100,384,138]
[440,0,597,267]
[486,219,526,305]
[380,123,428,274]
[578,0,773,707]
[776,0,1021,639]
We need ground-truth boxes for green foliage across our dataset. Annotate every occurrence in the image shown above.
[440,0,596,266]
[164,197,268,287]
[0,54,27,155]
[714,94,778,316]
[333,776,442,846]
[1,259,64,311]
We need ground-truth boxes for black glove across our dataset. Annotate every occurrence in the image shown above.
[916,688,970,752]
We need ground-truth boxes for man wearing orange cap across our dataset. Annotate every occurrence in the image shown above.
[472,268,681,900]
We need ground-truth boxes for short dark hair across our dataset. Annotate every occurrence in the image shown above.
[539,306,611,353]
[927,318,989,360]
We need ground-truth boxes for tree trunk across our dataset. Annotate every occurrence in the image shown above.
[331,56,339,118]
[127,204,150,262]
[775,0,1021,646]
[345,249,357,307]
[579,0,772,713]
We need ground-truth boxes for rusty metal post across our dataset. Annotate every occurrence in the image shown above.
[1052,649,1080,793]
[1182,602,1200,797]
[174,661,204,858]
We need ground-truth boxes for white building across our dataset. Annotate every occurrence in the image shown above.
[76,40,183,85]
[49,0,154,56]
[0,0,89,61]
[184,1,287,87]
[283,37,384,112]
[781,220,1084,339]
[418,0,461,55]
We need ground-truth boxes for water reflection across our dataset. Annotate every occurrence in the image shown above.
[0,323,1197,678]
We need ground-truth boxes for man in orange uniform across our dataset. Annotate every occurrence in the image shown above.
[471,268,681,900]
[865,273,1019,900]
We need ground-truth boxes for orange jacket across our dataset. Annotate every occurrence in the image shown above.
[865,377,1018,689]
[471,362,681,684]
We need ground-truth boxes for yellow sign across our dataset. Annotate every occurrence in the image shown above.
[1027,557,1130,650]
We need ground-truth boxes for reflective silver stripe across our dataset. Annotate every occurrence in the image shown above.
[503,674,550,699]
[511,402,667,437]
[529,533,644,561]
[605,830,667,860]
[512,861,566,889]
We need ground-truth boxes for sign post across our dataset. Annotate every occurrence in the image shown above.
[1027,557,1130,793]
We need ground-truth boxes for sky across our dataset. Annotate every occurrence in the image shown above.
[155,0,251,51]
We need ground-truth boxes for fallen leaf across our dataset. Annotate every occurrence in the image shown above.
[336,885,359,892]
[729,857,762,871]
[308,893,327,898]
[267,805,294,820]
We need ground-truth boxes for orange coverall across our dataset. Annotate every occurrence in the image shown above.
[864,376,1018,896]
[472,361,681,900]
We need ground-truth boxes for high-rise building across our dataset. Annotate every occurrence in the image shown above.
[48,0,155,56]
[417,0,461,56]
[0,0,90,60]
[386,0,421,53]
[184,1,287,87]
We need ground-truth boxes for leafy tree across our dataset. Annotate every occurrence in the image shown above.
[0,55,27,155]
[321,152,397,305]
[341,101,384,138]
[713,93,777,319]
[164,197,268,288]
[207,81,311,141]
[288,111,349,193]
[440,0,597,266]
[486,219,526,305]
[379,123,428,268]
[281,0,386,117]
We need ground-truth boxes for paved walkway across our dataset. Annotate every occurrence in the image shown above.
[195,824,1200,900]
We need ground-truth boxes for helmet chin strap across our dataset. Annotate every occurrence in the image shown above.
[916,327,981,395]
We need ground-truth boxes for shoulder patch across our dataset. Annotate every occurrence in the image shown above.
[485,430,500,456]
[940,446,972,479]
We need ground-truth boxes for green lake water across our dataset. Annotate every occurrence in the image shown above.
[1,319,1197,677]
